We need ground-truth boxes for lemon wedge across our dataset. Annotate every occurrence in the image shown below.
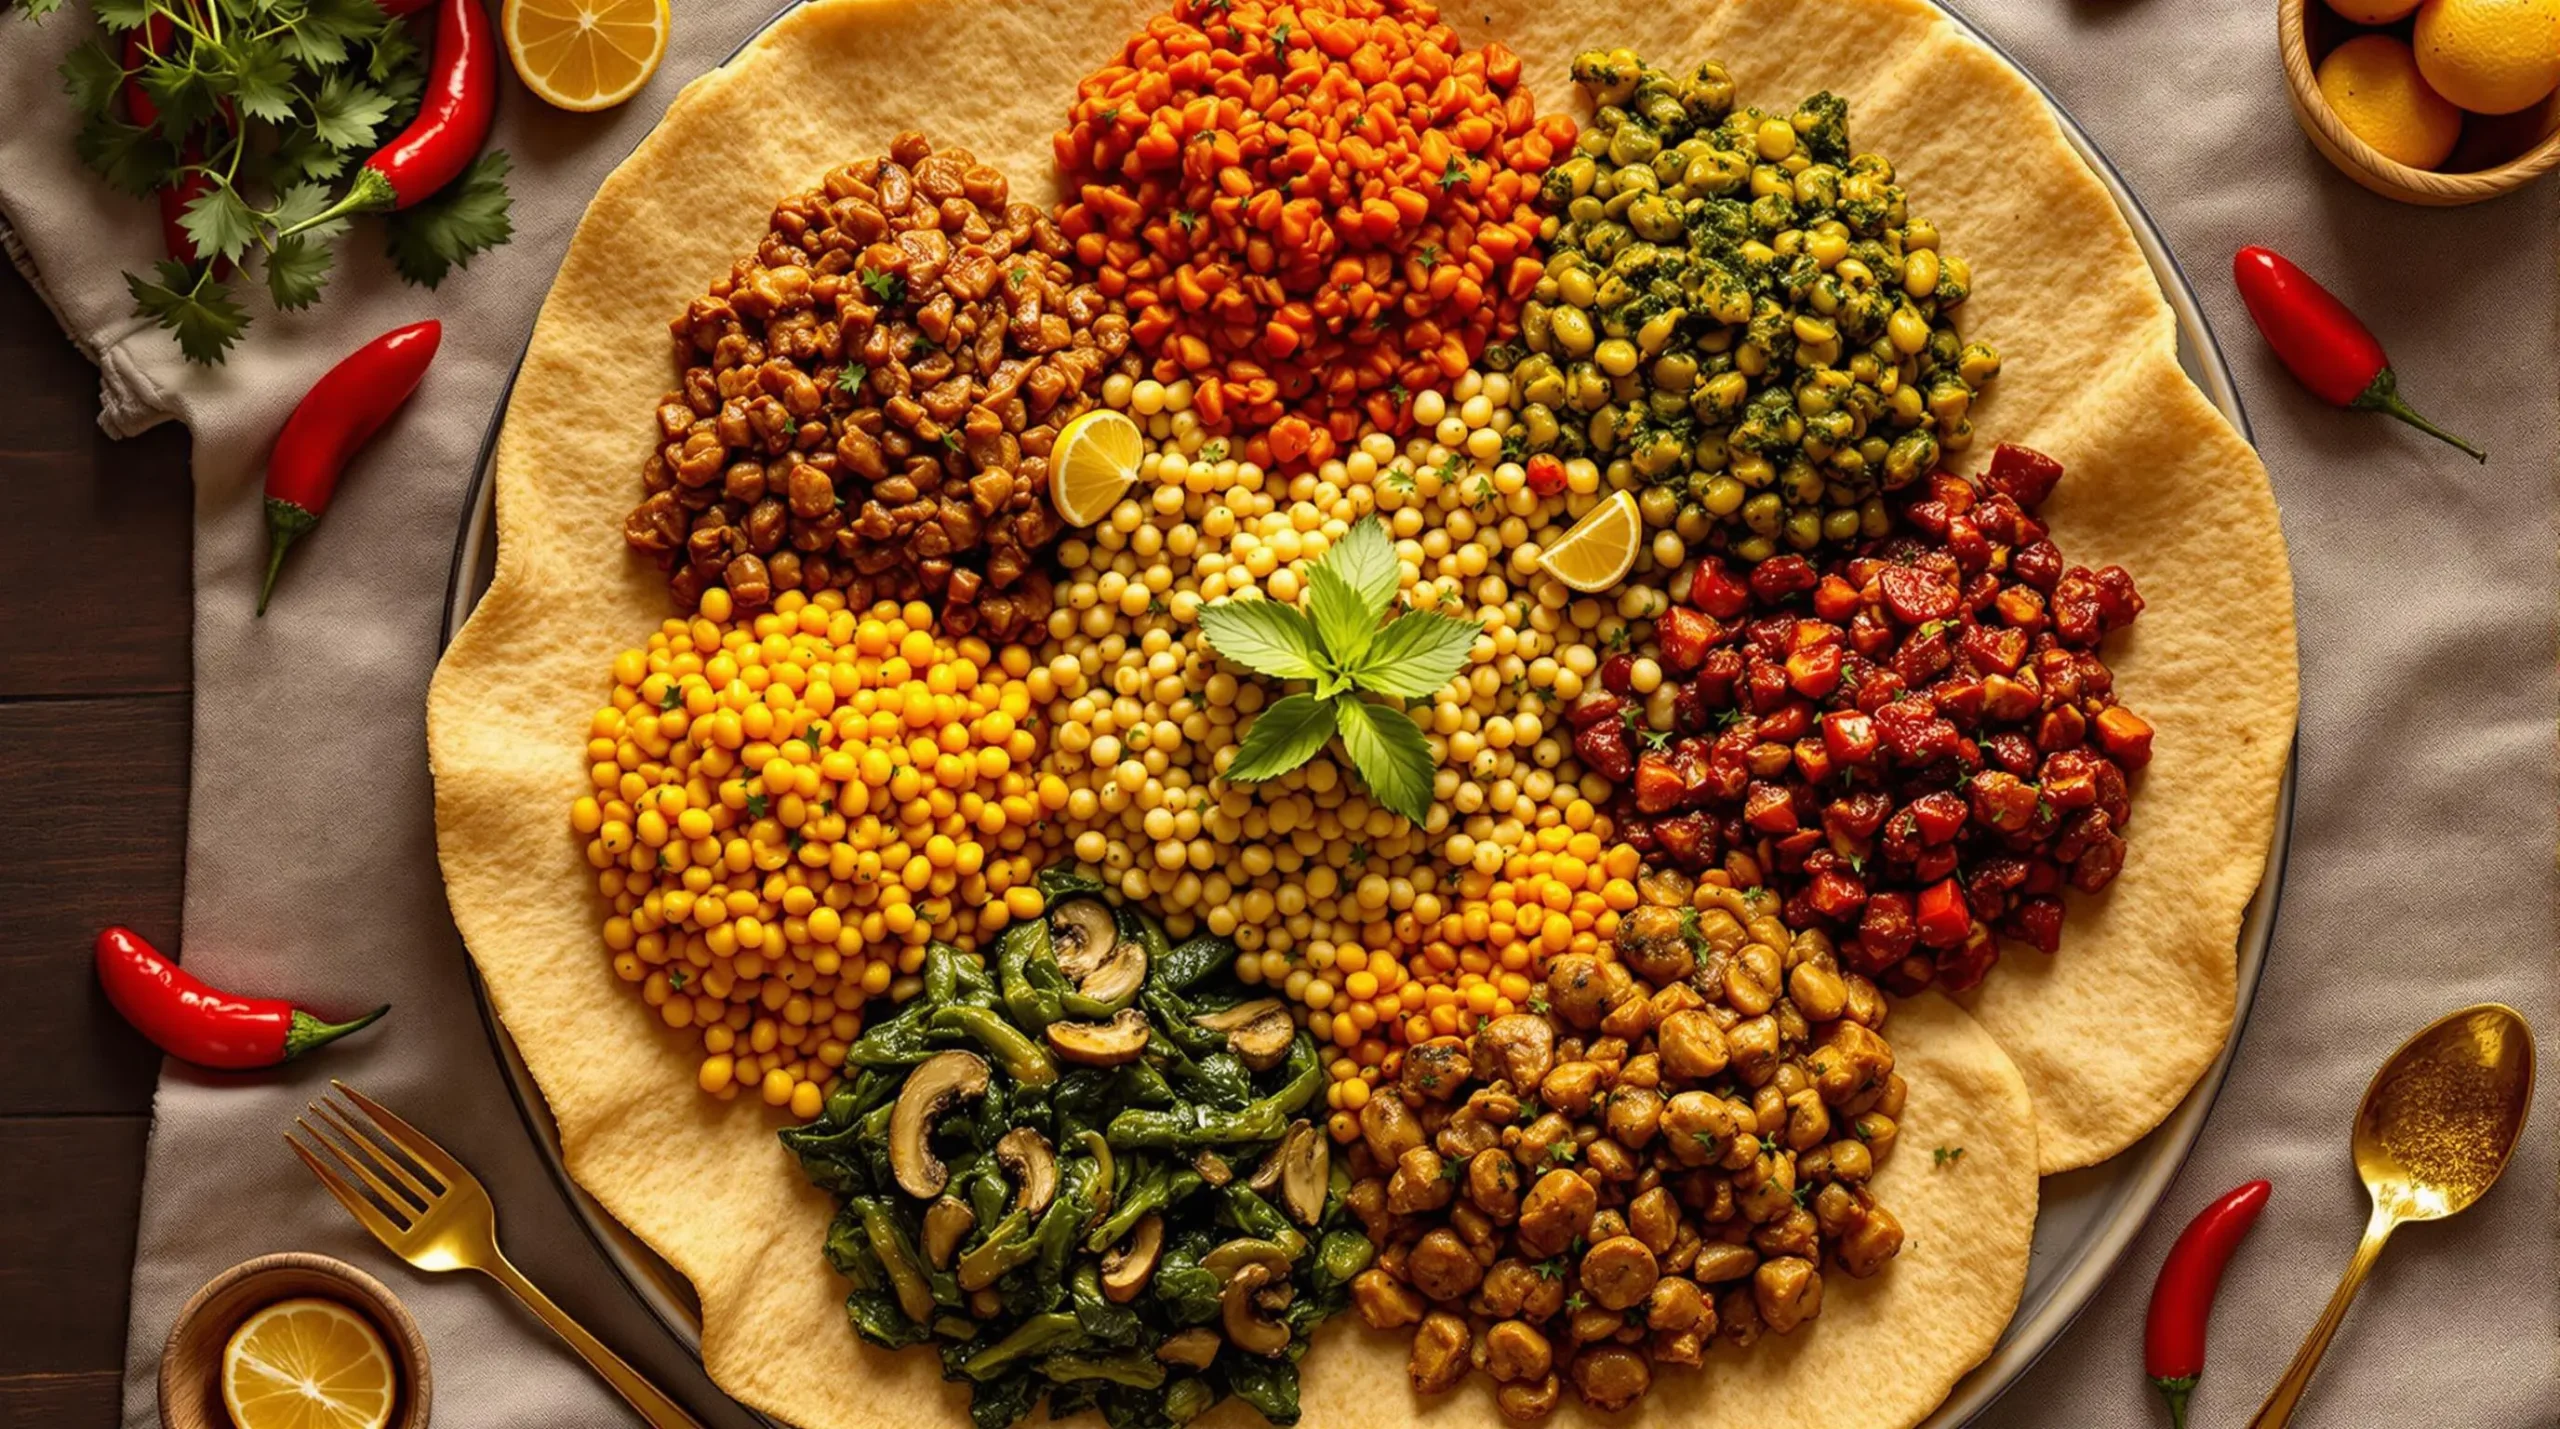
[1538,490,1644,593]
[1049,409,1146,527]
[222,1297,398,1429]
[502,0,670,113]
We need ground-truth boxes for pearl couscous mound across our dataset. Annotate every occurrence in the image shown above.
[572,590,1052,1118]
[1027,365,1692,1104]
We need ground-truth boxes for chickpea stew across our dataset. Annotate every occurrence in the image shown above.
[1343,872,1911,1420]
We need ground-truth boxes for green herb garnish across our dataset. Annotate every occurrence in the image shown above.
[30,0,514,362]
[1195,516,1476,825]
[859,267,906,306]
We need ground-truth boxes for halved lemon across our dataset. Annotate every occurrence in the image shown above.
[1538,490,1643,593]
[221,1297,398,1429]
[1049,409,1146,527]
[502,0,670,113]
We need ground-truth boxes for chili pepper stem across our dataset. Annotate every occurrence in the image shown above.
[283,1004,390,1060]
[258,497,321,616]
[2355,368,2486,463]
[274,166,397,242]
[2150,1374,2195,1429]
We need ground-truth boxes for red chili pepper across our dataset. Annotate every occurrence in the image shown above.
[282,0,495,236]
[95,926,387,1070]
[2145,1178,2272,1429]
[122,17,207,268]
[260,319,442,613]
[2232,246,2484,463]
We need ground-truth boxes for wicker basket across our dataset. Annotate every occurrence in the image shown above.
[2280,0,2560,205]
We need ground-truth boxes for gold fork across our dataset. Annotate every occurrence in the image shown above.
[288,1080,709,1429]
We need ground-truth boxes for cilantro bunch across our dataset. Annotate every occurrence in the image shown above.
[17,0,513,362]
[1196,516,1481,826]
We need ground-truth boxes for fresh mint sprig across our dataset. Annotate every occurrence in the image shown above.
[1196,516,1479,825]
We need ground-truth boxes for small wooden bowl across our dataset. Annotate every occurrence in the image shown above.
[159,1252,432,1429]
[2281,0,2560,204]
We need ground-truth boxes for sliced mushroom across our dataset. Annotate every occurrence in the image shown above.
[1193,1150,1233,1187]
[921,1197,975,1269]
[1101,1213,1164,1303]
[1191,998,1295,1071]
[1074,939,1148,1008]
[1275,1121,1330,1227]
[1046,1007,1150,1066]
[996,1127,1057,1219]
[1222,1262,1292,1356]
[1048,897,1118,978]
[889,1050,990,1199]
[1156,1326,1222,1369]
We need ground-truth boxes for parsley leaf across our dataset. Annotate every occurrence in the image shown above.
[126,260,247,366]
[58,39,125,118]
[385,150,513,289]
[746,792,770,820]
[859,266,907,306]
[837,363,870,394]
[263,234,334,310]
[223,36,299,125]
[176,181,256,265]
[307,71,394,150]
[1933,1146,1966,1168]
[72,115,165,198]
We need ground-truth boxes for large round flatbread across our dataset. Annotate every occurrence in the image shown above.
[427,0,2293,1423]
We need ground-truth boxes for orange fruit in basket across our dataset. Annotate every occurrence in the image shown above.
[2412,0,2560,114]
[2319,34,2466,167]
[2328,0,2424,23]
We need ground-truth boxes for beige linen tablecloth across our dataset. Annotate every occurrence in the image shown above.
[0,0,2547,1424]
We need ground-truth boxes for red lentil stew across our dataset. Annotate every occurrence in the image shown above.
[1055,0,1574,467]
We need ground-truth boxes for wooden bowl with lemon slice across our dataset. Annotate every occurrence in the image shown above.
[160,1252,429,1429]
[2281,0,2560,204]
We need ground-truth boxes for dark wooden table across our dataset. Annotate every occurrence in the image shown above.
[0,259,195,1424]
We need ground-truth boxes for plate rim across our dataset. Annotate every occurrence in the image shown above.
[434,4,2294,1423]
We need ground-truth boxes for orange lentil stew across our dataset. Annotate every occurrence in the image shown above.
[1054,0,1576,466]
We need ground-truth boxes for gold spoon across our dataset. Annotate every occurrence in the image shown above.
[2248,1002,2535,1428]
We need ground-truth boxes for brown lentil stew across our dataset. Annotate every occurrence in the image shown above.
[624,131,1135,641]
[1343,870,1905,1421]
[1575,444,2152,992]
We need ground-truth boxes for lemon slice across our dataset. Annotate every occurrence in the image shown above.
[502,0,670,113]
[1538,490,1643,593]
[222,1297,398,1429]
[1049,409,1146,527]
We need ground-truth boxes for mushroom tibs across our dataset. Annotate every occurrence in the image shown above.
[781,879,1374,1429]
[1342,868,1906,1421]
